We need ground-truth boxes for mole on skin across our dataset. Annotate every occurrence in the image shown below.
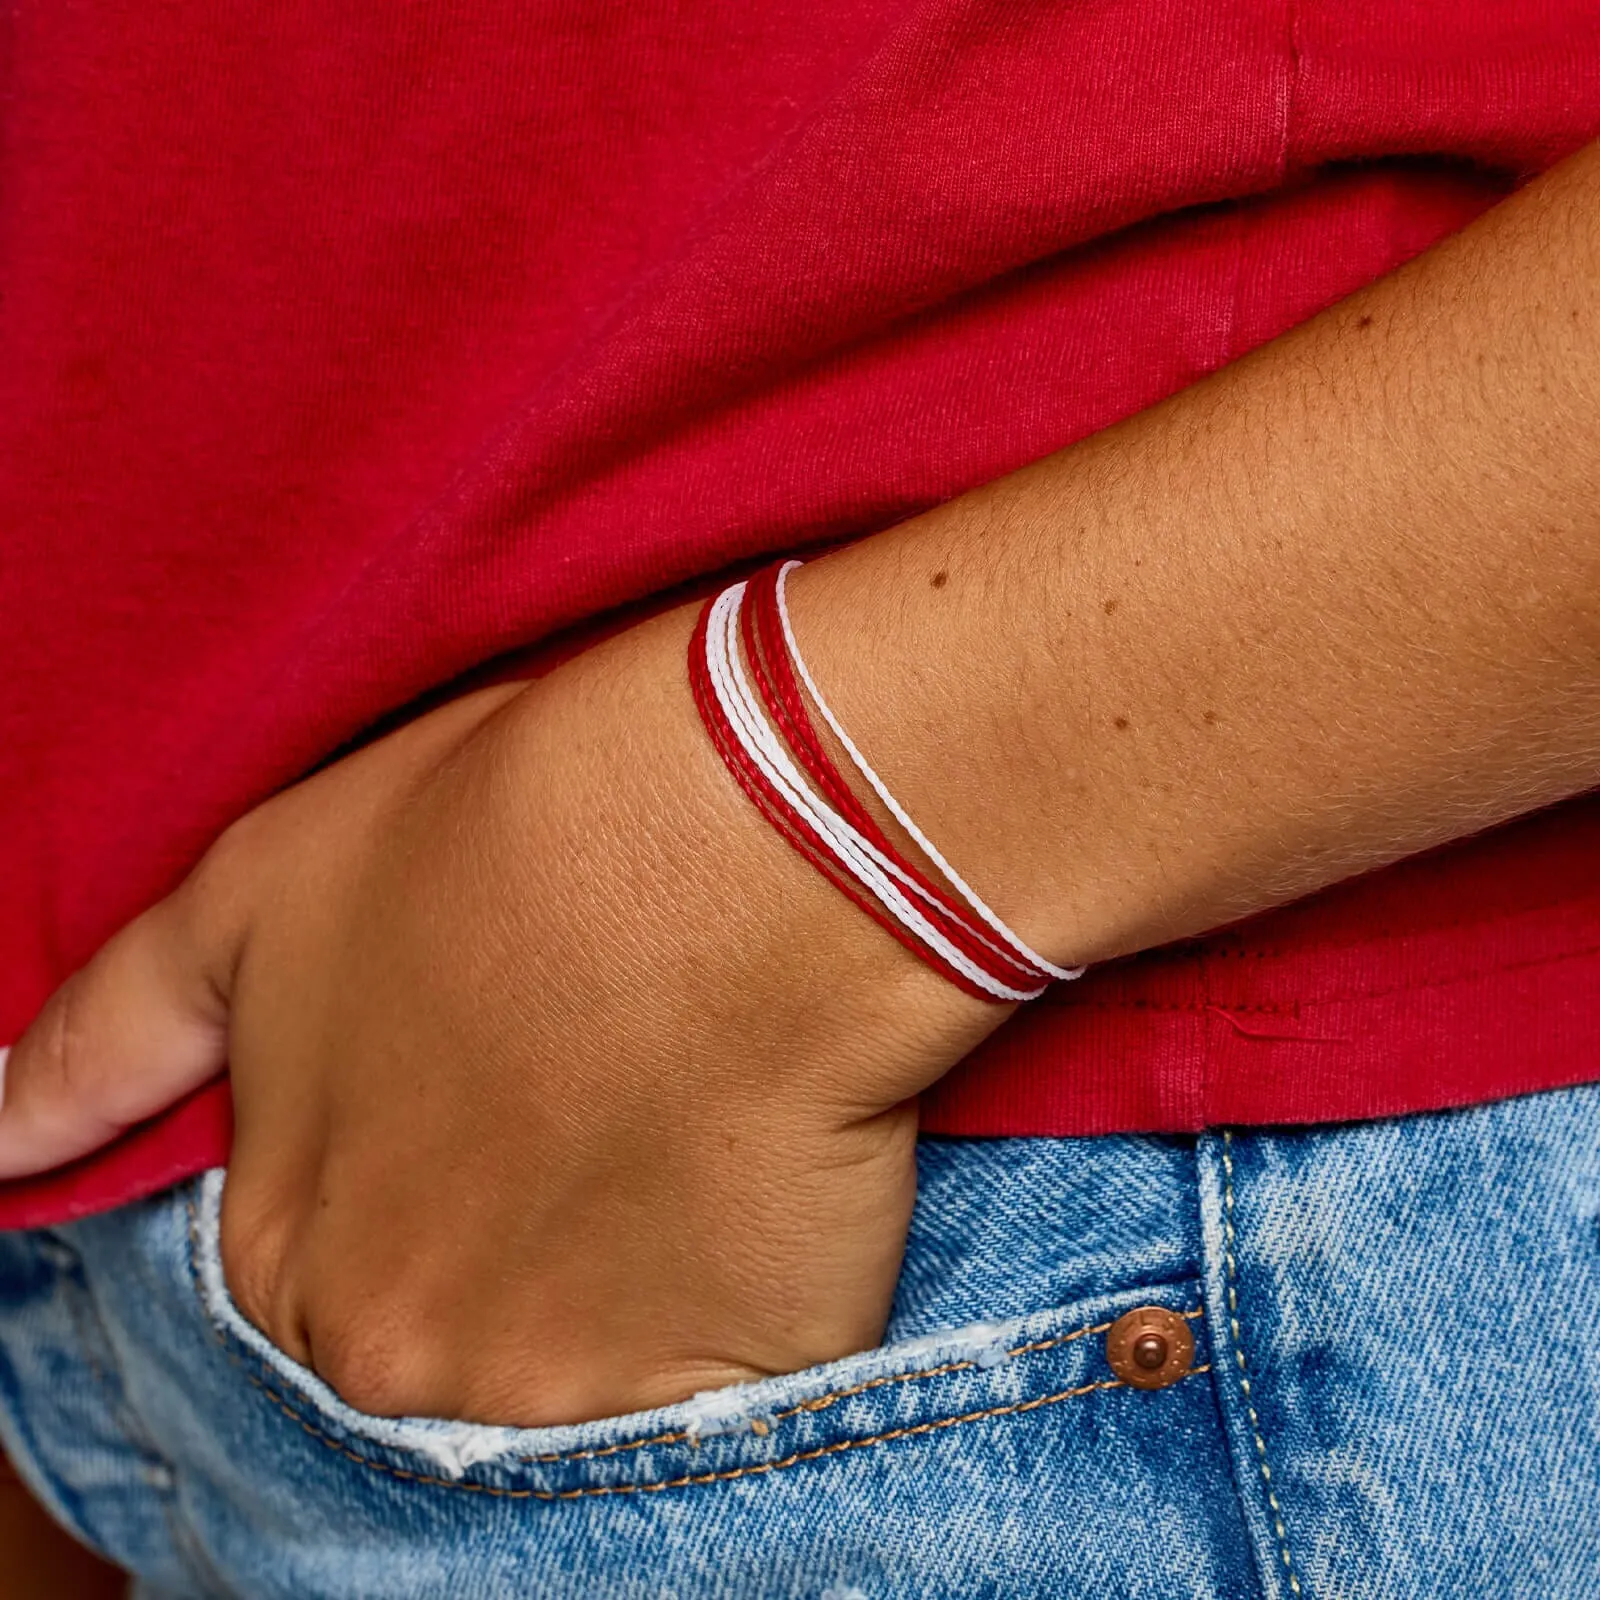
[930,570,949,589]
[1113,715,1130,731]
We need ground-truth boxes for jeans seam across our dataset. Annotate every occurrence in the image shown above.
[510,1312,1203,1465]
[184,1182,1208,1498]
[51,1233,238,1598]
[53,1246,120,1398]
[187,1181,1208,1478]
[1221,1132,1304,1598]
[217,1350,1212,1501]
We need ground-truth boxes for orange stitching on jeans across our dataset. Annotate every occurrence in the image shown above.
[1222,1133,1303,1597]
[514,1308,1204,1464]
[186,1187,1209,1496]
[224,1353,1211,1501]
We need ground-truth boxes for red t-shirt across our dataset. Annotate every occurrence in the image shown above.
[4,1,1599,1229]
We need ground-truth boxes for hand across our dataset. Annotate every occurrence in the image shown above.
[0,604,1001,1425]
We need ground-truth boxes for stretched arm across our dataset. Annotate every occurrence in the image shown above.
[790,137,1600,970]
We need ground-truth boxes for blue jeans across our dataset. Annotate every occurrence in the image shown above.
[1,1087,1597,1598]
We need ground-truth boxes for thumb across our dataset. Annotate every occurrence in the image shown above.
[0,860,245,1181]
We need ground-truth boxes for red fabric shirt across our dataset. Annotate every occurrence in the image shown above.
[4,1,1599,1229]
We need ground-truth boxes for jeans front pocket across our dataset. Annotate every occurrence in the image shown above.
[190,1156,1205,1495]
[158,1143,1263,1599]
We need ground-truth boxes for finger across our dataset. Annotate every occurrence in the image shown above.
[0,862,245,1180]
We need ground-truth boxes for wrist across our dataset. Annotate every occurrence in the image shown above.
[779,524,1124,970]
[500,600,1004,1105]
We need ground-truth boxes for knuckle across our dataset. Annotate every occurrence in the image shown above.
[309,1315,436,1420]
[184,818,259,930]
[218,1189,299,1354]
[208,803,270,870]
[42,978,94,1103]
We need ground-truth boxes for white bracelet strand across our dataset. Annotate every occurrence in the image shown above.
[703,583,1048,1001]
[774,560,1084,983]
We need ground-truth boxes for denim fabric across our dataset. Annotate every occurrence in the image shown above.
[0,1087,1597,1598]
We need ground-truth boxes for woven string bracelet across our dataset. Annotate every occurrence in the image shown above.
[689,559,1084,1001]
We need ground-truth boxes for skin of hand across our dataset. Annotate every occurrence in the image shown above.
[1,141,1598,1427]
[0,608,998,1426]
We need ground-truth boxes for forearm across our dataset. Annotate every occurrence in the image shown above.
[789,140,1600,969]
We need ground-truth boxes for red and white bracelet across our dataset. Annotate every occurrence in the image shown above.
[689,559,1083,1002]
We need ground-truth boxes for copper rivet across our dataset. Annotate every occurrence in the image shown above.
[1132,1332,1169,1371]
[1105,1306,1195,1391]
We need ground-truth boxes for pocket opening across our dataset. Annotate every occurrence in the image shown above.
[186,1169,1206,1499]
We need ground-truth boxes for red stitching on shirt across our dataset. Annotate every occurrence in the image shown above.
[1043,937,1600,1014]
